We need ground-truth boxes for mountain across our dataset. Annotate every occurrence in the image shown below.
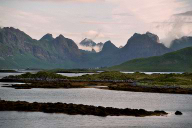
[119,32,171,61]
[97,42,104,47]
[0,27,81,69]
[79,40,119,67]
[95,32,172,67]
[0,27,174,69]
[108,46,192,72]
[99,41,119,55]
[39,33,54,42]
[170,36,192,51]
[79,38,104,52]
[83,32,171,67]
[80,38,96,47]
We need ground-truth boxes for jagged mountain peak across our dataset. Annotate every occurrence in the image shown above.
[100,40,119,54]
[125,32,161,48]
[40,33,54,41]
[103,40,116,48]
[146,32,160,43]
[80,38,96,47]
[54,34,67,42]
[57,34,65,39]
[3,27,20,31]
[131,32,159,43]
[2,27,32,39]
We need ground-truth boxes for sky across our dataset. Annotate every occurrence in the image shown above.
[0,0,192,47]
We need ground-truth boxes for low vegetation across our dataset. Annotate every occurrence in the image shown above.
[1,71,192,93]
[4,71,67,80]
[108,46,192,72]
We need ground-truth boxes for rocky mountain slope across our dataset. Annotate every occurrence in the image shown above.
[0,27,175,69]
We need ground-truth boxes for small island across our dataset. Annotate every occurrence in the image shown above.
[0,69,18,73]
[1,71,192,94]
[0,100,168,117]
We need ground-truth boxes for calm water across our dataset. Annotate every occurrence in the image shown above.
[0,72,192,128]
[58,73,95,77]
[121,72,183,75]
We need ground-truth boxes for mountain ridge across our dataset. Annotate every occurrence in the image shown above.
[108,46,192,72]
[0,27,184,69]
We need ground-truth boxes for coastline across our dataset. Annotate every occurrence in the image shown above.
[1,78,192,94]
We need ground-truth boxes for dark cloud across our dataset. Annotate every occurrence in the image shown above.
[175,11,192,16]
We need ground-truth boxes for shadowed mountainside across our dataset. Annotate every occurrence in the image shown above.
[170,36,192,51]
[0,27,174,69]
[108,46,192,72]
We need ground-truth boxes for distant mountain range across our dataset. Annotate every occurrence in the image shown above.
[108,46,192,72]
[0,27,191,69]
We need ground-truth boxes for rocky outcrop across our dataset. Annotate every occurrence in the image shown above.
[0,100,168,117]
[175,111,182,115]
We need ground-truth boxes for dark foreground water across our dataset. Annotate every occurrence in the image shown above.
[0,73,192,128]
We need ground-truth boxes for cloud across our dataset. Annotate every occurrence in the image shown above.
[0,6,55,38]
[175,10,192,16]
[81,21,130,25]
[112,13,133,17]
[152,11,192,47]
[28,0,105,3]
[77,44,103,52]
[1,0,191,47]
[83,30,106,40]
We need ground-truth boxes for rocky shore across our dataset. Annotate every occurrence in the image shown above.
[1,78,192,94]
[0,100,168,117]
[108,84,192,94]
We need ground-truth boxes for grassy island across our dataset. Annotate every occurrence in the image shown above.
[1,71,192,94]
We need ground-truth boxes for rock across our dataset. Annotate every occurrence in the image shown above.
[175,111,182,115]
[0,100,168,117]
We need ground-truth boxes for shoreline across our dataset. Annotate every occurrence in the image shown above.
[1,78,192,94]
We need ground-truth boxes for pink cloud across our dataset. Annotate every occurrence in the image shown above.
[28,0,105,2]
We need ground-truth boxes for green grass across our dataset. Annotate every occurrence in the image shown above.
[4,71,192,89]
[7,71,67,79]
[108,47,192,72]
[0,52,77,69]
